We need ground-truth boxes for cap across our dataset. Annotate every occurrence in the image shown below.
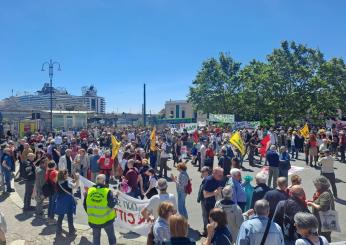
[157,178,168,190]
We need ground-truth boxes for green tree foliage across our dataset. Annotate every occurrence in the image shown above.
[188,41,346,125]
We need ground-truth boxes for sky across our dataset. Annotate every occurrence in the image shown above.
[1,0,346,114]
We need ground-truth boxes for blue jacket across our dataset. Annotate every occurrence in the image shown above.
[266,150,280,167]
[237,215,284,245]
[228,177,247,204]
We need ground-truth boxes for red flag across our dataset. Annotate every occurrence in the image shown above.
[259,135,271,157]
[193,130,199,143]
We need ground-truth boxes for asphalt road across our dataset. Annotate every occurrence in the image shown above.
[15,152,346,242]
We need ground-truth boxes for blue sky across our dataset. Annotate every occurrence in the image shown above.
[1,0,346,113]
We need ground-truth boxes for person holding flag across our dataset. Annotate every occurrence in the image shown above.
[230,131,246,168]
[149,127,157,170]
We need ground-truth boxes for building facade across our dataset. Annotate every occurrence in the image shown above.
[165,100,194,119]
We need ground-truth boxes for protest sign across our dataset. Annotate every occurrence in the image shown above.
[179,123,197,134]
[209,114,235,124]
[79,176,151,236]
[233,121,260,129]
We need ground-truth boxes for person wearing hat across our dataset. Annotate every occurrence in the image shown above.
[317,149,337,198]
[141,178,177,222]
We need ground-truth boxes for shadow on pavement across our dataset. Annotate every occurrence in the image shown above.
[31,216,46,227]
[335,198,346,206]
[40,225,56,236]
[52,233,77,245]
[122,232,141,239]
[0,192,10,202]
[15,212,33,221]
[79,236,93,245]
[336,178,346,184]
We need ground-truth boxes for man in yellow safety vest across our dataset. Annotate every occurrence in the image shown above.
[84,174,118,245]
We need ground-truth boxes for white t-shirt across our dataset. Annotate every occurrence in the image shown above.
[145,193,177,219]
[295,236,329,245]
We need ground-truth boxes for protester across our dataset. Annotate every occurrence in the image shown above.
[203,208,232,245]
[279,146,291,178]
[58,148,73,175]
[141,178,177,222]
[307,176,335,242]
[167,214,196,245]
[294,212,329,245]
[124,159,141,198]
[159,138,169,178]
[307,134,318,167]
[171,162,189,220]
[237,199,284,245]
[197,166,211,236]
[287,174,302,192]
[227,168,247,211]
[84,174,117,245]
[153,201,175,244]
[97,150,114,184]
[1,148,15,192]
[22,153,36,212]
[317,149,337,198]
[144,168,158,199]
[273,185,310,244]
[264,177,289,218]
[55,170,78,236]
[251,172,271,208]
[214,185,244,241]
[266,145,280,188]
[202,167,224,218]
[73,148,89,177]
[46,161,58,225]
[89,148,100,182]
[35,157,46,216]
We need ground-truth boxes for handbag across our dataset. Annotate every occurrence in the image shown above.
[319,198,341,232]
[58,182,78,205]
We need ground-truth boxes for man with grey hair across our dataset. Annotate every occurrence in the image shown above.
[266,144,280,188]
[227,168,246,211]
[83,174,118,245]
[237,199,284,244]
[251,172,271,208]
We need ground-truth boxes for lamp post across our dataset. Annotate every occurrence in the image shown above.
[41,59,61,133]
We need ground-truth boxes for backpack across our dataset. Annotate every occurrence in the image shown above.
[185,179,192,195]
[282,200,299,240]
[42,181,55,197]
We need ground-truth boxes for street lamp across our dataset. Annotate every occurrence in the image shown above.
[41,59,61,133]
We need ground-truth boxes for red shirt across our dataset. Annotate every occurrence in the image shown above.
[206,148,215,158]
[98,156,114,170]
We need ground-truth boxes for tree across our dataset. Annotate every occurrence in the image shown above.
[188,52,241,115]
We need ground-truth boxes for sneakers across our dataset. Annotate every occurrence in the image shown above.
[6,188,15,193]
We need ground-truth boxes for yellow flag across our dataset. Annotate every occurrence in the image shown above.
[300,123,310,138]
[230,131,246,156]
[111,135,121,160]
[150,127,156,151]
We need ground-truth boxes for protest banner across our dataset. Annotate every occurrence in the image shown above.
[79,176,151,236]
[209,114,235,124]
[179,123,197,134]
[232,121,260,129]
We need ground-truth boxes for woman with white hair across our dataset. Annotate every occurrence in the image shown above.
[294,212,329,245]
[214,185,244,241]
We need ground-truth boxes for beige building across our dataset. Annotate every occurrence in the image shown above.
[164,100,207,121]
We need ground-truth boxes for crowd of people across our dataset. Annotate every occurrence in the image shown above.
[0,124,343,244]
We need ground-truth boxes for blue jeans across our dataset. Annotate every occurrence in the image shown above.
[177,190,188,219]
[57,212,74,234]
[92,222,116,245]
[2,170,12,191]
[291,145,298,159]
[128,187,141,199]
[48,193,57,219]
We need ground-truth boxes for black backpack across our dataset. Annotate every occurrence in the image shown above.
[42,181,55,197]
[282,201,299,240]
